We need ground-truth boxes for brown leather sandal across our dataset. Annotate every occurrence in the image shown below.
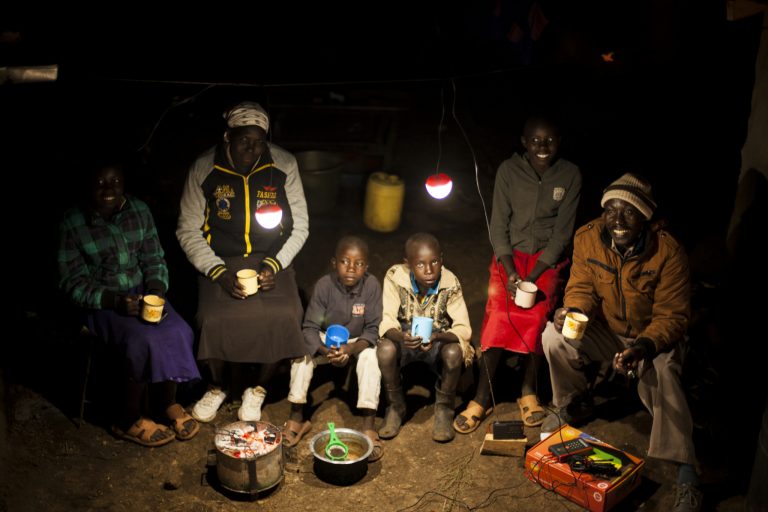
[452,400,494,434]
[166,404,200,441]
[518,394,546,427]
[112,417,175,447]
[364,429,384,462]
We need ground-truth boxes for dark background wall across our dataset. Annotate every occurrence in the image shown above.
[2,2,763,319]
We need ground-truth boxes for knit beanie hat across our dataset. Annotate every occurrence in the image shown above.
[224,101,269,132]
[600,173,656,220]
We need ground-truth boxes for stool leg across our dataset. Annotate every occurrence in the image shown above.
[78,336,94,428]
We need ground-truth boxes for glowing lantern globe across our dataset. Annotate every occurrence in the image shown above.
[255,204,283,229]
[425,173,453,199]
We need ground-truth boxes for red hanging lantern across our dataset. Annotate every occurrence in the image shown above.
[255,204,283,229]
[425,173,453,199]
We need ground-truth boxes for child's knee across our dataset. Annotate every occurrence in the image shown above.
[376,338,397,366]
[376,338,397,363]
[441,343,463,370]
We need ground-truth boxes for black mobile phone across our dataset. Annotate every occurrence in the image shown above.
[549,438,593,461]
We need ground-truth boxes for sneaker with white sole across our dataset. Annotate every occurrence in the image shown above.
[238,386,267,421]
[191,388,227,423]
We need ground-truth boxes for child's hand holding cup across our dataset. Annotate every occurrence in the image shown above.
[411,316,433,345]
[325,324,350,349]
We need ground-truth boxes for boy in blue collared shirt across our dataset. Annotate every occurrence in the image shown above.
[284,236,383,460]
[377,233,473,443]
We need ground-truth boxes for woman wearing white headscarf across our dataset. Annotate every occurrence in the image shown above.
[177,101,309,423]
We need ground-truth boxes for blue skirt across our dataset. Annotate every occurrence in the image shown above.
[88,300,200,384]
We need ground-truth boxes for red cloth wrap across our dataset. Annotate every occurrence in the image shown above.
[479,251,567,354]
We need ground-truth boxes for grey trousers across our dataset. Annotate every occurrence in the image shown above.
[542,318,698,466]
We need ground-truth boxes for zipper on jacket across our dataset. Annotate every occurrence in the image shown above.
[531,178,542,248]
[619,254,642,338]
[242,175,252,254]
[618,262,630,336]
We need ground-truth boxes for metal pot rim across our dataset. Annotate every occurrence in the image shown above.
[214,420,282,460]
[309,427,373,464]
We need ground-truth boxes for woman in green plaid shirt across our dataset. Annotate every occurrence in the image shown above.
[58,160,200,447]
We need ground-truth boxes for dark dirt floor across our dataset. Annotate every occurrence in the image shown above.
[2,65,766,510]
[1,170,761,512]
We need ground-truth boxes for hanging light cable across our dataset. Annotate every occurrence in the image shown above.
[254,97,283,229]
[425,86,453,199]
[449,77,508,414]
[451,78,492,244]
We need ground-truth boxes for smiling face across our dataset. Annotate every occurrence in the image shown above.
[521,120,560,175]
[227,126,267,172]
[332,243,369,289]
[406,241,443,292]
[602,198,645,252]
[92,165,125,218]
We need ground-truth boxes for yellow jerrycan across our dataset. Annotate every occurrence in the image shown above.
[363,172,405,232]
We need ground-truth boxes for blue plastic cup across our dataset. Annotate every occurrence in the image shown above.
[411,316,433,344]
[325,324,350,348]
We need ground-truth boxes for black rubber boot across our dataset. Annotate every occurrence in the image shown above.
[378,386,406,439]
[433,387,456,442]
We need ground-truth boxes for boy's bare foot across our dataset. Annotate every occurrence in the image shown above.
[282,420,312,447]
